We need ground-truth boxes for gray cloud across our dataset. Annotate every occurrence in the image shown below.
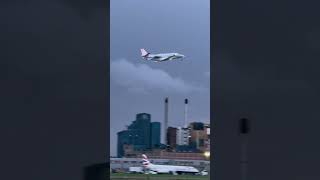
[111,59,206,94]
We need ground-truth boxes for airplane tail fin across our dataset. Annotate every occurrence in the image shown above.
[142,154,151,167]
[140,48,150,58]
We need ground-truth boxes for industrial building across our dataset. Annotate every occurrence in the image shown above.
[151,122,161,148]
[205,123,210,151]
[189,122,209,152]
[117,98,210,157]
[166,127,177,149]
[176,126,190,146]
[117,113,161,157]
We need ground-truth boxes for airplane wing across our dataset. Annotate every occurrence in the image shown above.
[146,55,161,60]
[148,55,175,62]
[149,56,168,62]
[158,55,175,61]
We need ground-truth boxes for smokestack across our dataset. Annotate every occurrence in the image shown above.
[164,97,169,145]
[184,99,188,128]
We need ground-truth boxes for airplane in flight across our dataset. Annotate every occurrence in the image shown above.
[141,154,199,175]
[140,48,185,62]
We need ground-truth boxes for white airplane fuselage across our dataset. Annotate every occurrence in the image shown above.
[146,53,185,62]
[140,49,185,62]
[145,163,199,175]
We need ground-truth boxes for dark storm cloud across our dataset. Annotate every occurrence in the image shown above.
[1,0,107,180]
[213,0,320,179]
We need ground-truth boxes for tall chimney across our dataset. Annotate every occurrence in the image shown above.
[164,97,169,145]
[184,99,188,128]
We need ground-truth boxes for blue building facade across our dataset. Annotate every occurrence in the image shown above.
[117,113,161,157]
[151,122,161,148]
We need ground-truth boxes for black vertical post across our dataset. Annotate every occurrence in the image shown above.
[83,163,108,180]
[239,118,250,180]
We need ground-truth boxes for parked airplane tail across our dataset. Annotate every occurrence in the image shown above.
[140,48,150,58]
[142,154,151,167]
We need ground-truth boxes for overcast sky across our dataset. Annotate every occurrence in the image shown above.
[110,0,210,156]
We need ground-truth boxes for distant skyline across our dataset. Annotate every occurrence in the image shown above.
[110,0,210,156]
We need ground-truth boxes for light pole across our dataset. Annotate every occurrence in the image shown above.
[204,151,210,159]
[203,151,210,174]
